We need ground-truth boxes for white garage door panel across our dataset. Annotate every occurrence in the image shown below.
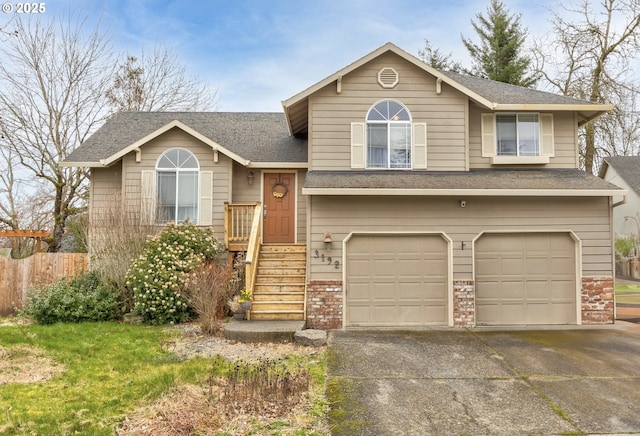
[476,233,577,325]
[346,234,449,327]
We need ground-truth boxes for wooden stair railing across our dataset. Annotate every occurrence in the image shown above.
[224,202,259,251]
[244,202,263,301]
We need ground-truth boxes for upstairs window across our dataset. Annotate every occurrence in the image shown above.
[156,148,199,224]
[496,114,540,156]
[481,112,554,164]
[366,100,412,169]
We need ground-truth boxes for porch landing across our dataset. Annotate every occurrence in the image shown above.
[224,320,305,343]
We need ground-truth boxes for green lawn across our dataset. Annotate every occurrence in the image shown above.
[0,322,327,435]
[615,284,640,304]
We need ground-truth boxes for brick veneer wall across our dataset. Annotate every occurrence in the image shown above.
[453,280,475,327]
[305,277,613,329]
[306,280,343,329]
[581,276,614,324]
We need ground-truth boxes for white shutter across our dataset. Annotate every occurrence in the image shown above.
[351,122,365,169]
[412,122,427,169]
[198,171,213,226]
[140,170,155,225]
[481,113,496,157]
[540,114,555,157]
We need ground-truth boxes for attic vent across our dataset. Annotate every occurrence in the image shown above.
[378,67,399,88]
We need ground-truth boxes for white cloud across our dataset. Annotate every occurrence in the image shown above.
[7,0,560,111]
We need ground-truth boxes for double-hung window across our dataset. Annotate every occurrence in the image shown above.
[366,100,412,169]
[156,148,199,224]
[496,114,540,156]
[482,112,554,164]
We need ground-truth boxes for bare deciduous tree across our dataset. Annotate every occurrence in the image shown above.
[0,144,22,231]
[0,17,221,250]
[106,44,219,112]
[0,15,114,251]
[533,0,640,173]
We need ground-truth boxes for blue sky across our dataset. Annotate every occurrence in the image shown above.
[2,0,558,111]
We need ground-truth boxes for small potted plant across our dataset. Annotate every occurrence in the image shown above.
[238,289,253,311]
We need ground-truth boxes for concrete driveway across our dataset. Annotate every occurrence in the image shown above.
[327,324,640,435]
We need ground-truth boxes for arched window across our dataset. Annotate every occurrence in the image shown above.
[366,100,412,169]
[156,148,199,224]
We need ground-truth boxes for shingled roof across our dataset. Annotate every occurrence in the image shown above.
[600,156,640,196]
[63,112,307,167]
[304,169,623,195]
[282,42,613,135]
[439,71,595,106]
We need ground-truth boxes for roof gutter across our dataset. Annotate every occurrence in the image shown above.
[612,195,627,208]
[302,187,626,197]
[59,161,106,168]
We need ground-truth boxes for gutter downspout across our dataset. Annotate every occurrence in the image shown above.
[612,196,627,208]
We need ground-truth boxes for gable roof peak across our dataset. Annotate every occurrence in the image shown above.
[282,42,614,136]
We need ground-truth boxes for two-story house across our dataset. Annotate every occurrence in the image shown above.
[63,43,623,328]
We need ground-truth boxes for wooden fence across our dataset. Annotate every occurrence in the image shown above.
[0,253,88,316]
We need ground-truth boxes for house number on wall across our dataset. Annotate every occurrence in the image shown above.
[314,249,340,269]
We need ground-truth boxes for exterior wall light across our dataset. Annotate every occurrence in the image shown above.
[324,231,333,246]
[247,170,254,185]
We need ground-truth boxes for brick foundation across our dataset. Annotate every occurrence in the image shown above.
[306,280,343,330]
[581,276,614,324]
[306,277,613,328]
[453,280,475,327]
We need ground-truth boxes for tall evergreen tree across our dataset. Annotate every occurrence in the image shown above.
[461,0,537,87]
[418,39,462,72]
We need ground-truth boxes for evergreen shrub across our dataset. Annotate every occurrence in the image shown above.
[23,271,118,324]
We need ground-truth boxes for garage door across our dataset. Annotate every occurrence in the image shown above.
[475,232,577,325]
[346,234,449,327]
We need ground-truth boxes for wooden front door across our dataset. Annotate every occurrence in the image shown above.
[263,173,296,243]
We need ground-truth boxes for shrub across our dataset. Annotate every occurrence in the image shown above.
[616,236,636,259]
[210,356,311,418]
[90,195,158,314]
[185,262,239,335]
[126,221,221,325]
[22,271,119,324]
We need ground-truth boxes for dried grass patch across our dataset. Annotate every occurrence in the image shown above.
[0,345,64,385]
[118,384,220,436]
[118,380,326,435]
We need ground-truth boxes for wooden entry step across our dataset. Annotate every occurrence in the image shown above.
[249,244,306,321]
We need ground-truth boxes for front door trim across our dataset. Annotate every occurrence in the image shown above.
[261,171,297,244]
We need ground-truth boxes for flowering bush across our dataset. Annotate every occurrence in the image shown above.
[126,222,220,324]
[238,288,253,302]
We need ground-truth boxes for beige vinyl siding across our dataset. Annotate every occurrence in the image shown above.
[231,161,261,203]
[308,195,612,281]
[122,127,231,237]
[470,105,579,168]
[89,164,123,254]
[296,170,307,243]
[90,164,122,224]
[310,52,467,171]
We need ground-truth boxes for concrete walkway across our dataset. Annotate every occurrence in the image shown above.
[327,325,640,435]
[223,320,305,343]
